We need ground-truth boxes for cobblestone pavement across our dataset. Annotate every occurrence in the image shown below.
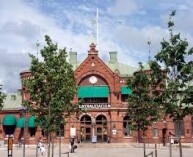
[1,143,193,157]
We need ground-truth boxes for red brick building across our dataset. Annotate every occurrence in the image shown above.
[1,43,193,145]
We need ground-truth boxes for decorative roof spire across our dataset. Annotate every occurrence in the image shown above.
[88,43,98,54]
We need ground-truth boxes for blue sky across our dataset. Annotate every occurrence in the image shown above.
[0,0,193,92]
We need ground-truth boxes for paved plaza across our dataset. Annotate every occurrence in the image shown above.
[1,143,193,157]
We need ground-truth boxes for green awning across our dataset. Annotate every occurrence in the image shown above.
[16,117,25,128]
[121,86,132,95]
[28,116,36,128]
[78,86,109,98]
[2,115,17,126]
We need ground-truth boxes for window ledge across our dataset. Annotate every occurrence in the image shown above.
[4,137,14,139]
[57,137,64,139]
[123,136,133,139]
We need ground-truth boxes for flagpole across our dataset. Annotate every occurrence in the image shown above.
[96,8,99,51]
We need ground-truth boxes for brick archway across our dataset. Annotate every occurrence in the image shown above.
[76,71,113,92]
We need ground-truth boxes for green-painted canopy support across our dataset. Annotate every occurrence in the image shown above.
[121,86,132,95]
[2,115,17,126]
[28,116,36,128]
[78,86,109,98]
[16,117,25,128]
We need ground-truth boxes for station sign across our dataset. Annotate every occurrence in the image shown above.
[79,103,111,109]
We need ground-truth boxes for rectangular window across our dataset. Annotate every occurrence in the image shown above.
[123,116,132,137]
[80,98,108,103]
[29,128,36,137]
[174,120,184,136]
[153,128,158,137]
[121,94,128,102]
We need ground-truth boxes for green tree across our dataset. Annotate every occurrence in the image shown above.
[155,10,193,128]
[23,35,79,157]
[0,84,6,110]
[127,62,161,142]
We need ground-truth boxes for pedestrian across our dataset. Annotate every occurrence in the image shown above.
[38,138,45,156]
[70,137,75,153]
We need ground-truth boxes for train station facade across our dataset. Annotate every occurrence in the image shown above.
[0,43,193,144]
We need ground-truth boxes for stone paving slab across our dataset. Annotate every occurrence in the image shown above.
[1,143,193,157]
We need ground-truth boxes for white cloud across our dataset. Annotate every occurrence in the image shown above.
[0,0,193,92]
[108,0,138,15]
[0,0,94,92]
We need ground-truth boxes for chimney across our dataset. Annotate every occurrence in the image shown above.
[69,51,77,64]
[109,51,117,63]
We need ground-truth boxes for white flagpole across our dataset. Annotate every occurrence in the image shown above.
[96,8,99,51]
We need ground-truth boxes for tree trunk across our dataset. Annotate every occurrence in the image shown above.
[179,138,182,157]
[48,100,51,157]
[59,129,61,157]
[169,133,172,157]
[143,131,146,157]
[143,141,146,157]
[48,132,51,157]
[137,128,140,143]
[178,120,183,157]
[52,138,54,157]
[36,140,38,157]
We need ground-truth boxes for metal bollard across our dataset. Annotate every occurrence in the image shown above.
[155,144,157,157]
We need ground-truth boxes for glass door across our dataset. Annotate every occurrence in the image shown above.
[80,127,91,142]
[80,115,92,142]
[96,115,107,142]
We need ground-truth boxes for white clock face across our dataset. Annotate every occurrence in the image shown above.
[89,76,98,84]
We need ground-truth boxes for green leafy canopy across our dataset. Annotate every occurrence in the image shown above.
[0,84,6,110]
[127,62,161,132]
[155,10,193,120]
[23,35,79,132]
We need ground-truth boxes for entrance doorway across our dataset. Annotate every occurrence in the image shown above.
[80,115,92,142]
[162,128,167,146]
[96,115,107,142]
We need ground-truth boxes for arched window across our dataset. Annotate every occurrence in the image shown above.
[81,115,91,125]
[123,116,132,136]
[96,115,107,125]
